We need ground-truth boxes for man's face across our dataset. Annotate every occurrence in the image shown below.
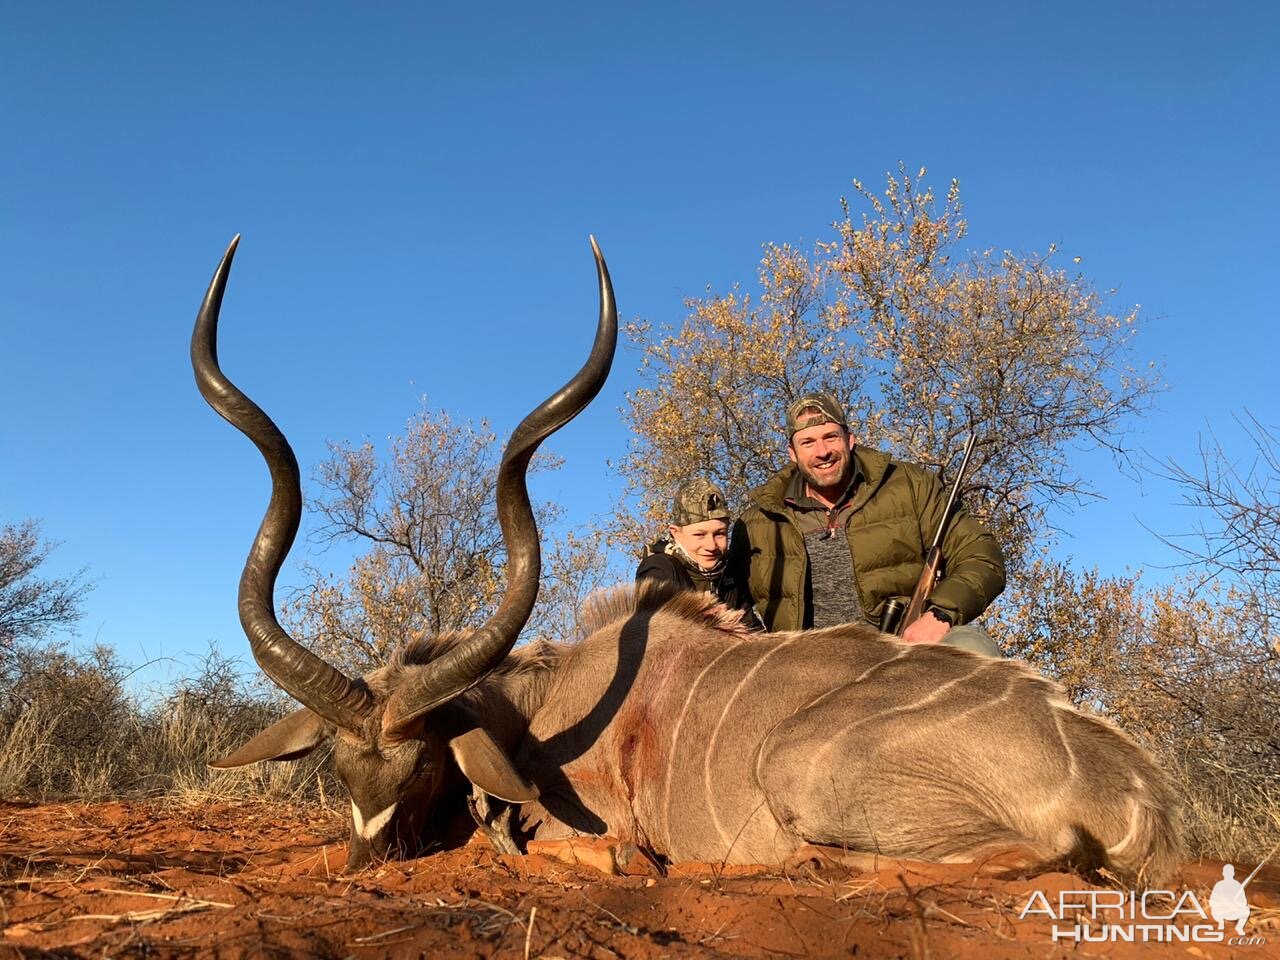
[788,421,854,492]
[669,519,729,569]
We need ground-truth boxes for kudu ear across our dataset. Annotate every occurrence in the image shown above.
[209,707,332,768]
[448,727,539,803]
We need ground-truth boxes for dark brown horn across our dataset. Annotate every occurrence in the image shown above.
[383,236,617,739]
[192,236,372,732]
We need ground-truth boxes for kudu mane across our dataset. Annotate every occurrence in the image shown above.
[391,630,561,674]
[374,584,750,706]
[575,582,757,642]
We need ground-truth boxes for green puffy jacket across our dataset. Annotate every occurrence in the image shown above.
[726,447,1005,632]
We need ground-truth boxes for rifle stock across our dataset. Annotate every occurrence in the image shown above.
[900,545,942,632]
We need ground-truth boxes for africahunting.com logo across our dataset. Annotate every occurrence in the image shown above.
[1019,860,1270,946]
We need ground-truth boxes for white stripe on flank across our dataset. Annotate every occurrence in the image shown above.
[748,644,920,807]
[1051,706,1079,780]
[661,642,746,849]
[703,635,800,852]
[1107,797,1142,855]
[800,663,990,785]
[351,800,397,840]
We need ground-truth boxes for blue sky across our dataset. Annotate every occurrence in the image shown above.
[2,2,1275,688]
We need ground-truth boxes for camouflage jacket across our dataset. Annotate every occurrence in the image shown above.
[636,537,725,594]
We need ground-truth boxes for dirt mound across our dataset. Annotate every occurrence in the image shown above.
[1,801,1275,958]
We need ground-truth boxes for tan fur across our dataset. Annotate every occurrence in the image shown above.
[511,585,1182,885]
[269,582,1180,884]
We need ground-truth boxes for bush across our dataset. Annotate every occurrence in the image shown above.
[0,642,338,808]
[0,641,134,798]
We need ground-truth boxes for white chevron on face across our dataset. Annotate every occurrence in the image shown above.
[351,800,397,840]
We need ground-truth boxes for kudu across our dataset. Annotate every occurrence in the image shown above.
[194,238,1181,884]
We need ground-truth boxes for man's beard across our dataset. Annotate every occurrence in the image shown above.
[797,451,851,493]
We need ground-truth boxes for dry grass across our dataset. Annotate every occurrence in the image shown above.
[0,699,55,795]
[0,643,339,808]
[1171,753,1280,863]
[143,687,336,807]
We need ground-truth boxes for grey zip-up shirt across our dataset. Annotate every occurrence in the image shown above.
[783,469,867,628]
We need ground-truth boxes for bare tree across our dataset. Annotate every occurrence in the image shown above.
[0,520,91,656]
[1157,412,1279,629]
[282,403,609,676]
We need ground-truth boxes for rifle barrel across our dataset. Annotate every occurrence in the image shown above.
[929,432,978,551]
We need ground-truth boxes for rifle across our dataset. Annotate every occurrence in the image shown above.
[892,432,978,635]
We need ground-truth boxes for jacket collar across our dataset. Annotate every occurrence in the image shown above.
[783,459,863,511]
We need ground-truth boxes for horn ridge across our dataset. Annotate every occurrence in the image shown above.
[191,236,372,732]
[383,237,618,738]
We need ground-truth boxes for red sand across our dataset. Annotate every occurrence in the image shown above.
[1,800,1275,958]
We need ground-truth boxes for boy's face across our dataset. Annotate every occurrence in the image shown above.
[669,518,729,569]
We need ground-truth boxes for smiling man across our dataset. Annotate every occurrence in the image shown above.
[725,392,1005,655]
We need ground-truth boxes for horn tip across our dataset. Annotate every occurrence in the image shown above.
[589,234,602,259]
[221,234,242,268]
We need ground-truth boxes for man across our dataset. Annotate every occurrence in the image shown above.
[726,392,1005,655]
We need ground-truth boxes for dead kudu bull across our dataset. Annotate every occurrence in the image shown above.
[193,238,1181,885]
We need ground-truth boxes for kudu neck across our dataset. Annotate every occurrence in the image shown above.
[459,644,562,751]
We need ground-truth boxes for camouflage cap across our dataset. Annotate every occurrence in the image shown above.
[785,391,847,437]
[671,478,731,526]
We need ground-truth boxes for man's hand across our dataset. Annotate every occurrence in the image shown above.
[902,610,951,645]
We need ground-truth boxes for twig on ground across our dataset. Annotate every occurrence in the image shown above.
[65,899,225,924]
[97,889,231,908]
[835,877,882,902]
[697,916,738,945]
[73,853,112,884]
[898,873,934,960]
[350,923,422,944]
[922,900,973,928]
[580,895,637,935]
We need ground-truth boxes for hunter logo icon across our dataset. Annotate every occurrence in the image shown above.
[1210,863,1253,935]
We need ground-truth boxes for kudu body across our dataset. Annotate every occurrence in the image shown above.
[506,588,1180,884]
[193,238,1180,884]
